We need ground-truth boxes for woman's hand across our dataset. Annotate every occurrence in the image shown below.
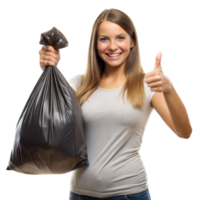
[39,45,60,71]
[144,52,172,93]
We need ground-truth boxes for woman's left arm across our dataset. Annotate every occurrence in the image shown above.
[145,52,193,139]
[162,84,192,138]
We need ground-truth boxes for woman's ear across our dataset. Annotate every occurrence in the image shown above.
[130,38,134,49]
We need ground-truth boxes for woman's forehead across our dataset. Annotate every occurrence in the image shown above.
[97,21,127,36]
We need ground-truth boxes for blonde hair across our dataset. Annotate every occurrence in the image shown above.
[75,8,146,109]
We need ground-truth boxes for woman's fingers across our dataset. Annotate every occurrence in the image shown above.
[39,45,60,71]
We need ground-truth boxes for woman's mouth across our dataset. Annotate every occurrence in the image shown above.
[106,53,122,60]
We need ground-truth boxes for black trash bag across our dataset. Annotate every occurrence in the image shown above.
[39,26,68,49]
[6,27,89,174]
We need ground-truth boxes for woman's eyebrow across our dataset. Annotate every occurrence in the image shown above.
[98,34,127,38]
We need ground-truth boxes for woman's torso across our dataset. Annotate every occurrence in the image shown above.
[98,75,127,89]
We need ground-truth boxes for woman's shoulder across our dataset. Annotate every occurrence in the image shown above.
[68,74,83,92]
[144,77,155,102]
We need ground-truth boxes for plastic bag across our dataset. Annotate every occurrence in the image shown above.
[6,27,89,174]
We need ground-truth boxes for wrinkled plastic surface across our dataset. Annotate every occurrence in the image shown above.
[6,27,89,174]
[39,26,68,49]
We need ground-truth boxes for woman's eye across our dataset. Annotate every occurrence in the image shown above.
[99,37,124,42]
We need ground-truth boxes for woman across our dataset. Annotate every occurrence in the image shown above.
[39,8,192,200]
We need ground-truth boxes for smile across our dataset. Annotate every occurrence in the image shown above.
[106,53,122,60]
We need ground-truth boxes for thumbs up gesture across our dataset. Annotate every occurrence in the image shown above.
[144,52,172,93]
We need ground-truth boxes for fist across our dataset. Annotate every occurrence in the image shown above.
[39,45,60,71]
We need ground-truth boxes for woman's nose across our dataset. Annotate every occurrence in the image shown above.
[109,40,118,49]
[108,43,118,51]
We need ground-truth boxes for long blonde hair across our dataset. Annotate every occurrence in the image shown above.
[75,8,146,109]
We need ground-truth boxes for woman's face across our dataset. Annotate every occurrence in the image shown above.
[97,20,134,70]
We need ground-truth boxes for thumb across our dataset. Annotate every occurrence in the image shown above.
[154,52,162,70]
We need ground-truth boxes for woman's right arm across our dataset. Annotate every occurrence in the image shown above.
[39,45,60,70]
[39,45,75,94]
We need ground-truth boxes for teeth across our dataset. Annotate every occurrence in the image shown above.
[107,53,121,57]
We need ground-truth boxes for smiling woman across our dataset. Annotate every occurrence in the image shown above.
[74,9,147,110]
[67,8,155,200]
